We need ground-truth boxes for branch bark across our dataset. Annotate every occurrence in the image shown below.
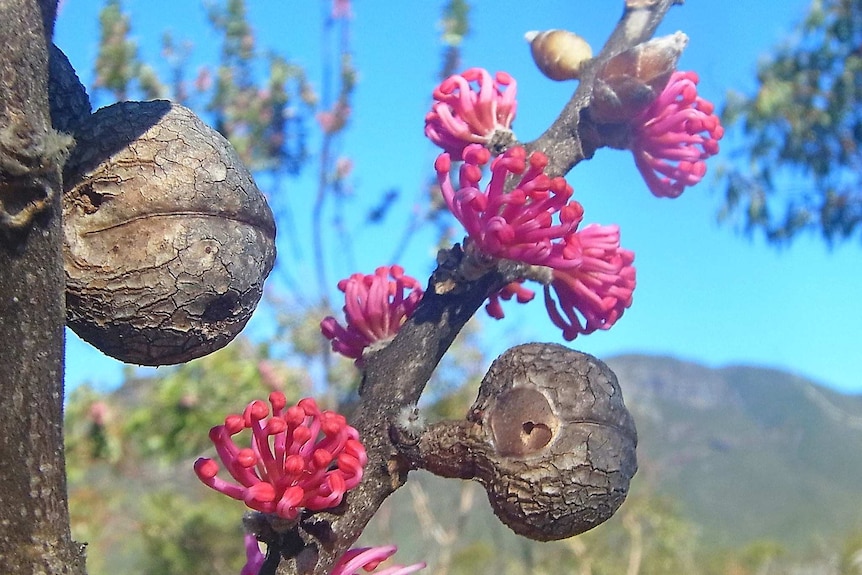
[0,0,84,573]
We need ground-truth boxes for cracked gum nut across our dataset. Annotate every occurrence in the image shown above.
[470,343,637,540]
[63,100,276,365]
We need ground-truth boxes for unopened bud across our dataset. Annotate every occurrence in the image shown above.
[590,32,688,123]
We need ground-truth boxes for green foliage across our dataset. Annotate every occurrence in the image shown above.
[719,0,862,245]
[139,491,247,575]
[205,0,315,171]
[67,353,862,574]
[65,384,123,481]
[438,0,471,88]
[612,355,862,550]
[94,0,165,101]
[122,337,303,464]
[440,0,470,47]
[92,0,314,173]
[838,529,862,574]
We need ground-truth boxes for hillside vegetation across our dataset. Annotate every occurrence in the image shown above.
[66,347,862,574]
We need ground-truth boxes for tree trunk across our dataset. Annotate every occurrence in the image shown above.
[0,0,85,572]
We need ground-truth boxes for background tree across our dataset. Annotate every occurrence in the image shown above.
[718,0,862,245]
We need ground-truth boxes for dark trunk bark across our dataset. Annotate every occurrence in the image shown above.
[0,0,85,572]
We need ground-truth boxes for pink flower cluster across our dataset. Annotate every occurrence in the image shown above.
[320,265,424,362]
[544,224,636,340]
[435,144,584,269]
[434,142,635,339]
[425,68,517,160]
[631,71,724,198]
[194,393,367,520]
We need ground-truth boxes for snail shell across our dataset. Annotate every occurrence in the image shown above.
[526,29,593,82]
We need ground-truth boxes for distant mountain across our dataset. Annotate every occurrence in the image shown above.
[606,354,862,548]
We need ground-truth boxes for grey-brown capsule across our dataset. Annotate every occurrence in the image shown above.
[526,29,593,82]
[416,343,638,541]
[63,100,276,365]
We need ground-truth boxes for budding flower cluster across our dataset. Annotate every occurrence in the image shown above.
[630,71,724,198]
[320,265,424,363]
[194,393,367,520]
[434,141,635,340]
[425,68,517,160]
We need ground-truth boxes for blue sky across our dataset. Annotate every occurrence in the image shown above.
[57,1,862,395]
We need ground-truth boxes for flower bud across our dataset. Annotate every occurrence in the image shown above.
[590,32,688,123]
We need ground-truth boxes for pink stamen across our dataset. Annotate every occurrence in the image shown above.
[436,144,585,270]
[425,68,518,159]
[543,225,636,340]
[330,545,426,575]
[194,393,367,521]
[630,71,724,198]
[321,266,424,364]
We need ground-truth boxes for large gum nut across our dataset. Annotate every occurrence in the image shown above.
[63,100,276,365]
[471,343,638,540]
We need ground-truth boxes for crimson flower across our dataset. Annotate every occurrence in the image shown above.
[485,280,535,320]
[435,144,585,269]
[425,68,517,159]
[194,393,367,520]
[630,71,724,198]
[543,224,636,340]
[321,265,424,362]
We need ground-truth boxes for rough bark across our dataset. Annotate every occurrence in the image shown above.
[0,0,85,573]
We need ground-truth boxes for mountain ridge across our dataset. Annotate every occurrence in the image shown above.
[604,353,862,548]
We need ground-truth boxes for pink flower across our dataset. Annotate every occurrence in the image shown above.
[87,400,110,426]
[435,144,585,269]
[239,541,423,575]
[331,0,352,19]
[485,280,535,320]
[317,101,351,134]
[630,71,724,198]
[543,224,636,340]
[335,156,354,180]
[194,393,367,520]
[241,534,266,575]
[331,546,425,575]
[321,265,424,362]
[425,68,517,159]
